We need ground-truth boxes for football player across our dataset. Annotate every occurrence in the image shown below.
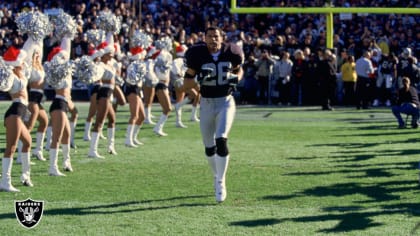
[183,27,244,202]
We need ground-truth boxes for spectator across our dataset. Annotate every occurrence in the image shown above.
[355,50,375,109]
[291,49,307,105]
[391,77,419,129]
[273,51,293,106]
[374,53,398,107]
[254,48,275,104]
[341,55,357,106]
[242,55,258,104]
[318,49,337,110]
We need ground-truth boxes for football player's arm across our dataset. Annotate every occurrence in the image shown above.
[183,68,197,90]
[231,65,243,82]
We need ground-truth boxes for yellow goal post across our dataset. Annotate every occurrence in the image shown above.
[230,0,420,49]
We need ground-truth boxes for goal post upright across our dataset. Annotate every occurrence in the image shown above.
[230,0,420,49]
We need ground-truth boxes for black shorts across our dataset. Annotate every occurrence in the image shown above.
[4,102,27,124]
[49,98,69,113]
[91,84,101,95]
[29,91,44,109]
[123,84,140,97]
[155,83,168,91]
[97,87,114,100]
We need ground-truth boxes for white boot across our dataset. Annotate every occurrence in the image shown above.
[144,106,156,125]
[175,103,187,128]
[125,124,137,147]
[190,106,200,122]
[180,97,191,107]
[132,125,143,145]
[70,121,77,149]
[88,132,104,159]
[45,126,52,151]
[153,114,168,136]
[49,149,65,176]
[20,152,33,187]
[0,158,20,192]
[32,132,46,161]
[214,155,229,202]
[99,126,107,140]
[207,155,217,190]
[15,140,22,164]
[107,128,117,155]
[83,121,92,141]
[62,144,73,172]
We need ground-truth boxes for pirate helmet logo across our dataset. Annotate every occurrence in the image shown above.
[15,198,44,229]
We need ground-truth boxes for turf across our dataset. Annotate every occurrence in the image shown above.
[0,102,419,235]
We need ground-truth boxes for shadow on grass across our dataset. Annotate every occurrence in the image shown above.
[229,218,283,227]
[284,167,396,178]
[261,183,420,233]
[0,195,213,220]
[262,181,409,203]
[279,202,420,233]
[335,161,418,170]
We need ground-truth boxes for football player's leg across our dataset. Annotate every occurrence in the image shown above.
[200,98,217,176]
[214,96,236,202]
[216,96,236,145]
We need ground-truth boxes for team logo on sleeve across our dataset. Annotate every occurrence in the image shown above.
[15,198,44,229]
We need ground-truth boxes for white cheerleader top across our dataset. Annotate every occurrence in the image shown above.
[9,74,28,95]
[101,62,116,81]
[29,68,45,83]
[56,74,72,89]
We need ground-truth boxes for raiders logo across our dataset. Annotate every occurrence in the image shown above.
[15,198,44,229]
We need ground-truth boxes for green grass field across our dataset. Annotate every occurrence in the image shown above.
[0,102,419,235]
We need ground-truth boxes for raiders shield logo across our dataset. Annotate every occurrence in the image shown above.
[15,198,44,229]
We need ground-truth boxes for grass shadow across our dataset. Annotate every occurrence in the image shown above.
[0,195,213,220]
[229,218,283,227]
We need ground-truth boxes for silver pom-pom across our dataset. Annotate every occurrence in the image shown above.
[86,29,106,47]
[155,36,173,52]
[73,56,104,84]
[145,60,159,87]
[131,30,152,49]
[126,60,147,86]
[155,50,173,73]
[171,58,186,80]
[95,11,121,34]
[15,11,52,42]
[50,10,77,40]
[0,58,14,92]
[44,57,74,89]
[154,50,173,80]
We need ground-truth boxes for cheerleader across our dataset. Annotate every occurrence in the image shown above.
[143,46,159,125]
[152,49,173,136]
[124,45,148,147]
[88,32,119,158]
[0,46,32,191]
[45,36,75,176]
[24,40,48,161]
[83,48,105,141]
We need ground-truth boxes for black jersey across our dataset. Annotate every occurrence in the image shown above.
[185,43,244,98]
[378,58,396,75]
